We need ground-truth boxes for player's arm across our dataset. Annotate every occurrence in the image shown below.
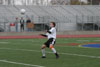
[40,34,47,37]
[46,28,55,34]
[46,30,51,34]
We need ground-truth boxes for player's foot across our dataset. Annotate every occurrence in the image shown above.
[41,56,46,58]
[56,55,59,59]
[55,53,59,59]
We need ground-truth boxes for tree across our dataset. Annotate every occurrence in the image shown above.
[0,0,3,4]
[88,0,100,5]
[70,0,88,5]
[51,0,68,5]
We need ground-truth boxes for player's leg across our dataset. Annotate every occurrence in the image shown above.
[41,45,46,58]
[41,39,50,58]
[49,44,59,59]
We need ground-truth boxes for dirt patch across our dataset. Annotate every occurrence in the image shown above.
[56,43,79,46]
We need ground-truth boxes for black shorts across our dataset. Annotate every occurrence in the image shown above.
[44,38,56,48]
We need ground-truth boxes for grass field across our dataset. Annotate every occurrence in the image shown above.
[0,38,100,67]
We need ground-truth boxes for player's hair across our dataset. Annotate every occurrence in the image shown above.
[50,22,56,27]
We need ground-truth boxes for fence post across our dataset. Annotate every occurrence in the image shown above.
[4,22,6,32]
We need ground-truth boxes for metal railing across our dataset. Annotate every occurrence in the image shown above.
[0,15,100,32]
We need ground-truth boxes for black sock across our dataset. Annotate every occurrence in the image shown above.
[55,53,59,56]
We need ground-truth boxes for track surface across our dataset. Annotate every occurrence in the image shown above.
[0,34,100,39]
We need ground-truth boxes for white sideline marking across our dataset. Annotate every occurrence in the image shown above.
[77,40,88,41]
[94,40,100,41]
[0,48,100,59]
[0,60,45,67]
[0,42,9,44]
[57,45,78,48]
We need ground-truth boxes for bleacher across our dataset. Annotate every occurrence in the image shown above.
[0,5,100,31]
[0,5,99,23]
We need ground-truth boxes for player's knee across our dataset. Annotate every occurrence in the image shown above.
[41,45,46,49]
[49,45,53,49]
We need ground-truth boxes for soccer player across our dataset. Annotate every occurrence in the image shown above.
[40,22,59,59]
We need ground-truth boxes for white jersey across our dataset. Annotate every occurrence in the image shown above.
[46,27,56,39]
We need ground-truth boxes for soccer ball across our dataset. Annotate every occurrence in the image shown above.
[20,9,26,15]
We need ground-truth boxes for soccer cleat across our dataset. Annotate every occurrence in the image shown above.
[41,56,46,58]
[56,55,59,59]
[55,53,59,59]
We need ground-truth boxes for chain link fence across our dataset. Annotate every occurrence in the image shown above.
[0,15,100,32]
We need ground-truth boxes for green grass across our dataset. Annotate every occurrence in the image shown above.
[0,38,100,67]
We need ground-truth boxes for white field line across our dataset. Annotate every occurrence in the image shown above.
[0,60,45,67]
[0,42,9,44]
[77,40,90,42]
[57,45,78,48]
[94,40,100,41]
[0,48,100,59]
